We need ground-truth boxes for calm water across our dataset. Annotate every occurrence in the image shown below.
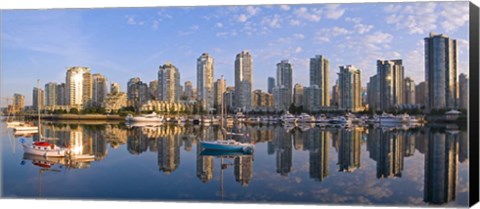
[0,121,469,207]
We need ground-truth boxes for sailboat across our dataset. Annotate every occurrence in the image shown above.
[21,79,70,158]
[200,76,254,154]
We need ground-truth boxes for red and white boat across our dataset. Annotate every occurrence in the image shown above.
[22,141,70,158]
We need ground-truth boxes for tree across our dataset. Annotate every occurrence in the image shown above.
[69,108,79,114]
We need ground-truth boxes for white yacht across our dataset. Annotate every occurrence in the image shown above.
[378,113,408,124]
[280,112,297,123]
[125,112,164,123]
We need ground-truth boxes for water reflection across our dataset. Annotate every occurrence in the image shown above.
[9,122,469,206]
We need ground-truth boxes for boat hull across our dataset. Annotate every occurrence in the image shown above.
[22,144,67,158]
[200,141,253,153]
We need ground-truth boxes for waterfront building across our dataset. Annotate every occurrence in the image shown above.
[197,53,215,112]
[127,77,149,108]
[252,89,274,111]
[302,85,321,112]
[377,59,405,111]
[92,73,109,108]
[367,75,379,111]
[277,60,293,106]
[310,55,330,106]
[149,80,158,100]
[424,33,458,111]
[293,83,304,107]
[183,81,194,100]
[213,76,226,112]
[404,77,416,105]
[268,77,275,94]
[459,73,468,110]
[45,82,57,106]
[158,63,181,103]
[32,87,44,111]
[104,92,127,112]
[234,50,253,111]
[56,83,66,106]
[65,66,92,107]
[338,65,362,112]
[415,81,427,108]
[12,93,25,113]
[272,86,290,111]
[110,82,120,95]
[224,86,236,112]
[331,80,339,107]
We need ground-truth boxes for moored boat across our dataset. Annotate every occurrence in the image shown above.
[125,112,164,123]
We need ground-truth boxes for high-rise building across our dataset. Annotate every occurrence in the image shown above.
[127,77,149,107]
[404,77,416,105]
[224,86,236,112]
[293,83,304,107]
[183,81,193,100]
[235,50,253,111]
[367,75,379,111]
[56,83,66,105]
[424,33,458,111]
[45,82,57,106]
[13,93,25,113]
[149,80,158,100]
[272,86,290,111]
[252,89,273,109]
[338,65,362,112]
[213,76,226,111]
[33,87,44,111]
[92,73,108,107]
[158,63,181,103]
[268,77,275,94]
[276,60,293,106]
[110,82,120,95]
[310,55,330,106]
[66,66,92,107]
[331,80,339,107]
[197,53,215,111]
[459,73,468,110]
[377,59,404,110]
[302,85,321,112]
[416,81,427,107]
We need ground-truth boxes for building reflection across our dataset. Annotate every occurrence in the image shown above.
[196,143,214,183]
[368,128,404,178]
[338,128,361,172]
[423,128,459,205]
[273,126,293,176]
[303,128,329,181]
[234,155,253,187]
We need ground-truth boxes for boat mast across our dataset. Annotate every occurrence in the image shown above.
[37,79,43,140]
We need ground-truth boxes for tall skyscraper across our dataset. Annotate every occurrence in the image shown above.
[310,55,330,106]
[367,75,379,111]
[459,73,468,110]
[33,87,44,111]
[66,66,92,107]
[276,60,293,106]
[404,77,416,105]
[268,77,275,94]
[92,73,109,107]
[127,77,149,107]
[158,63,181,103]
[110,82,120,95]
[45,82,57,106]
[302,85,321,112]
[293,83,304,107]
[338,65,362,112]
[416,81,427,107]
[148,80,158,100]
[377,59,405,110]
[183,81,193,100]
[272,86,290,111]
[234,50,253,111]
[56,83,66,105]
[331,80,339,107]
[424,33,458,111]
[13,93,25,113]
[213,76,226,112]
[197,53,215,111]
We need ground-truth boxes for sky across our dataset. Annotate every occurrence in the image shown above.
[0,1,470,107]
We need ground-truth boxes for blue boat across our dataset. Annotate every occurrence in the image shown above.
[200,140,254,154]
[199,149,251,157]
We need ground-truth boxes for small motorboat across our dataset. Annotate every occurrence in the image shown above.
[200,140,254,154]
[125,112,164,123]
[21,140,70,158]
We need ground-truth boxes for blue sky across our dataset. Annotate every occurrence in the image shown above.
[0,1,470,107]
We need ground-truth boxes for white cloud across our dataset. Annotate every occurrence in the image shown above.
[215,22,223,28]
[152,20,160,30]
[384,3,438,34]
[314,27,351,44]
[294,7,322,22]
[331,27,351,36]
[293,33,305,39]
[289,19,301,26]
[354,24,374,34]
[246,6,261,16]
[365,32,393,45]
[237,14,248,22]
[295,46,302,53]
[345,17,362,24]
[324,4,345,20]
[280,5,290,11]
[126,15,137,25]
[440,2,469,32]
[261,14,282,28]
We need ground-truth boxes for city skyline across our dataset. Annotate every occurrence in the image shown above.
[1,2,470,107]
